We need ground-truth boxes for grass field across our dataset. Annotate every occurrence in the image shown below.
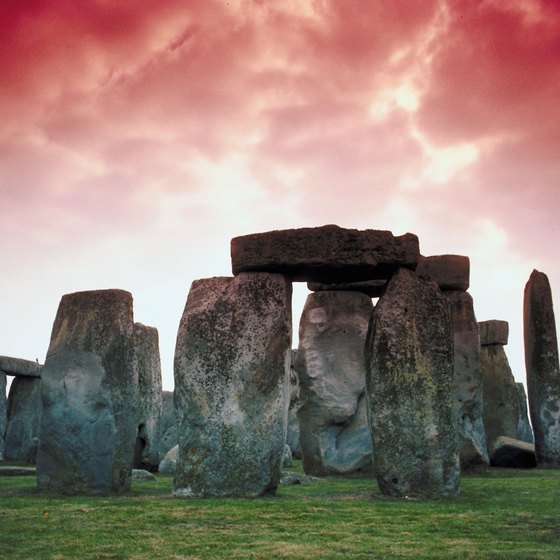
[1,465,559,559]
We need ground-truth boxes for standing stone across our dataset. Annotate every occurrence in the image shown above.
[174,273,292,498]
[287,350,302,459]
[516,383,534,444]
[296,291,374,475]
[133,323,163,472]
[5,376,42,463]
[365,268,459,498]
[37,289,138,494]
[0,373,6,460]
[445,292,488,470]
[157,391,178,461]
[523,269,560,467]
[480,323,520,452]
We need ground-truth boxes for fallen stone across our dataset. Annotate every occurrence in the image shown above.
[307,279,387,298]
[416,255,470,291]
[231,225,420,283]
[523,269,560,468]
[489,436,536,468]
[157,391,178,463]
[37,289,139,494]
[131,469,156,481]
[134,323,163,472]
[0,466,37,476]
[0,373,6,460]
[173,273,292,498]
[0,356,42,377]
[516,383,534,444]
[445,291,488,470]
[479,320,509,346]
[158,444,178,475]
[297,291,374,476]
[280,471,326,486]
[365,268,459,498]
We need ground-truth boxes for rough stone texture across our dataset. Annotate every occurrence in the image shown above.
[231,225,420,283]
[445,291,488,470]
[296,291,374,475]
[0,355,42,377]
[5,376,42,462]
[133,323,163,472]
[481,344,520,451]
[523,269,560,468]
[0,373,6,460]
[287,350,302,459]
[159,444,178,474]
[307,279,387,298]
[37,289,138,494]
[489,436,536,468]
[157,391,178,462]
[173,273,292,498]
[365,268,460,498]
[416,255,470,291]
[131,468,156,481]
[479,320,509,346]
[516,383,534,444]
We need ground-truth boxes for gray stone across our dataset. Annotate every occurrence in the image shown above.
[0,355,42,377]
[282,444,293,468]
[296,291,374,475]
[365,268,459,498]
[489,436,536,468]
[445,291,488,470]
[158,444,178,475]
[516,383,534,444]
[523,269,560,468]
[5,376,42,463]
[133,323,163,472]
[280,471,325,485]
[481,344,520,451]
[173,273,292,498]
[479,320,509,346]
[231,225,420,283]
[157,391,178,463]
[416,255,470,291]
[307,279,387,298]
[37,289,138,494]
[0,373,6,460]
[131,468,156,481]
[287,350,302,459]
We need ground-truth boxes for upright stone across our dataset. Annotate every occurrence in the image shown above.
[365,268,459,498]
[296,291,374,475]
[133,323,163,472]
[231,225,420,283]
[287,350,302,459]
[157,391,178,461]
[516,383,534,444]
[523,269,560,467]
[174,273,292,498]
[5,376,42,462]
[37,289,138,494]
[445,291,488,470]
[0,373,6,460]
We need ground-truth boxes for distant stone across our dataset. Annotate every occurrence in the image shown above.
[489,437,536,468]
[131,469,156,481]
[479,320,509,346]
[287,351,302,459]
[416,255,470,291]
[445,291,488,470]
[157,391,178,463]
[134,323,163,472]
[516,383,534,444]
[5,377,42,463]
[297,291,374,476]
[307,279,387,298]
[481,344,520,451]
[231,225,420,283]
[0,466,37,477]
[158,444,178,475]
[174,273,292,498]
[365,268,459,498]
[280,471,326,485]
[37,289,138,494]
[0,356,41,378]
[0,373,6,460]
[523,269,560,468]
[282,444,293,468]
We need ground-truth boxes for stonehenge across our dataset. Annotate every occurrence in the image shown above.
[0,373,5,460]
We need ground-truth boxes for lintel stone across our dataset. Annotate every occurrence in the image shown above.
[0,356,41,378]
[415,255,470,291]
[479,320,509,346]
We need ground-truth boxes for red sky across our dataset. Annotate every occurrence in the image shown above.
[1,0,559,390]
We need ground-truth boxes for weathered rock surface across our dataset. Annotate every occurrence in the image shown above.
[296,291,374,475]
[365,268,459,498]
[173,273,292,498]
[523,269,560,468]
[481,343,520,451]
[445,291,488,470]
[307,279,387,298]
[157,391,178,462]
[5,376,42,463]
[131,468,156,481]
[158,444,178,474]
[516,383,534,444]
[37,289,138,494]
[489,436,536,468]
[133,323,163,472]
[231,225,420,283]
[479,320,509,346]
[0,356,42,377]
[416,255,470,291]
[0,373,6,460]
[287,350,302,459]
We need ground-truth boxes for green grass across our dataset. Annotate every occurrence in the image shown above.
[1,465,559,559]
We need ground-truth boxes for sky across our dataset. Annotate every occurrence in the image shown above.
[1,0,559,392]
